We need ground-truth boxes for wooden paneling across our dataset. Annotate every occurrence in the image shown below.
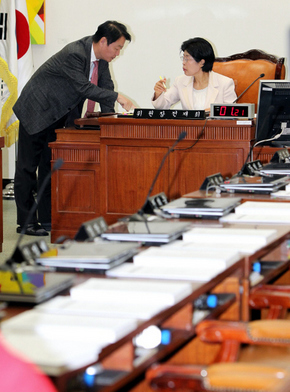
[50,119,255,241]
[50,129,100,242]
[99,117,255,224]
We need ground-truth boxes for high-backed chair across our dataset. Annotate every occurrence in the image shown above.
[213,49,285,112]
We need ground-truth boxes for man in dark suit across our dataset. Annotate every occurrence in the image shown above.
[13,20,134,236]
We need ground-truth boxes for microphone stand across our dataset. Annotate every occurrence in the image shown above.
[4,159,64,293]
[233,73,265,103]
[130,131,187,222]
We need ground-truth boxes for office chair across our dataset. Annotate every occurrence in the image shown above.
[250,284,290,319]
[146,285,290,392]
[147,362,290,392]
[213,49,285,112]
[146,319,290,392]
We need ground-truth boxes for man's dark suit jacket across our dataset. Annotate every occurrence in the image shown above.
[13,36,118,135]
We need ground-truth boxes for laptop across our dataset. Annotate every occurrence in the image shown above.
[160,197,241,219]
[0,269,75,303]
[36,240,139,271]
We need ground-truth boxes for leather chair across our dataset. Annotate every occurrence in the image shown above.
[147,362,290,392]
[213,49,286,112]
[250,284,290,319]
[146,319,290,392]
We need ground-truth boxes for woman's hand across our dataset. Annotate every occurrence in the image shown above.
[153,77,166,100]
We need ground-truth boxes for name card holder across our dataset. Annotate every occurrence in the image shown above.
[143,192,168,214]
[199,173,224,191]
[133,108,205,120]
[11,239,49,264]
[241,160,263,175]
[270,148,290,163]
[74,217,108,241]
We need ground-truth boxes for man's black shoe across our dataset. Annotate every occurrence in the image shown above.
[16,223,49,237]
[40,222,51,232]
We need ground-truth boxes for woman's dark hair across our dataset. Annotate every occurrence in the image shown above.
[93,21,131,45]
[181,37,215,72]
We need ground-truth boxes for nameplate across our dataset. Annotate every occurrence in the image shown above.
[133,108,205,120]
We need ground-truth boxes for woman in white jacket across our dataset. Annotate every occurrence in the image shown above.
[152,37,237,111]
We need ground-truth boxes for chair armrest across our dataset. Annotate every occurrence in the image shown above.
[146,362,289,392]
[146,364,205,391]
[250,285,290,319]
[196,319,290,345]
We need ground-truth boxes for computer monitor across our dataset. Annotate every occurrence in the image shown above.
[255,80,290,147]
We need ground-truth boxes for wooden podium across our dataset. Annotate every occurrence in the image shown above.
[50,117,255,242]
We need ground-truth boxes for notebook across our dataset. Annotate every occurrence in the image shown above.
[101,220,190,244]
[36,240,139,271]
[220,175,289,194]
[0,270,75,303]
[160,197,241,219]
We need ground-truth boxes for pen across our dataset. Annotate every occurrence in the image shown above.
[159,76,166,89]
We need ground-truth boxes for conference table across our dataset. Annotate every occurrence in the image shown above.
[32,115,290,390]
[2,218,290,392]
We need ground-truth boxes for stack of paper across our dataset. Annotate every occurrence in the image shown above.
[107,246,242,281]
[1,309,138,375]
[220,201,290,224]
[180,227,277,254]
[35,278,193,320]
[70,278,192,308]
[1,277,193,375]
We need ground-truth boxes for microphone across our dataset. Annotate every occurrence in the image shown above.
[129,131,187,221]
[233,73,265,103]
[6,158,64,265]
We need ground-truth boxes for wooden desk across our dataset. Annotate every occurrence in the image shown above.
[50,118,255,241]
[2,223,290,392]
[50,128,100,242]
[0,136,4,252]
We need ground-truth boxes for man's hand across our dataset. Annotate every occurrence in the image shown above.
[117,94,135,111]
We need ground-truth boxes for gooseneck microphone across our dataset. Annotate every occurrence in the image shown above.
[233,73,265,103]
[6,158,64,266]
[129,131,187,221]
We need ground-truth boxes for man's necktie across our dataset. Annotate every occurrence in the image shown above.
[87,60,99,114]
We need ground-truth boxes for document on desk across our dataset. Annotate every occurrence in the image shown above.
[182,227,277,247]
[2,332,102,376]
[220,201,290,224]
[1,309,138,375]
[2,309,138,344]
[69,278,193,307]
[35,279,192,320]
[107,246,242,281]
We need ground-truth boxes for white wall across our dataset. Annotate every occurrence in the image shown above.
[3,0,290,179]
[31,0,290,111]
